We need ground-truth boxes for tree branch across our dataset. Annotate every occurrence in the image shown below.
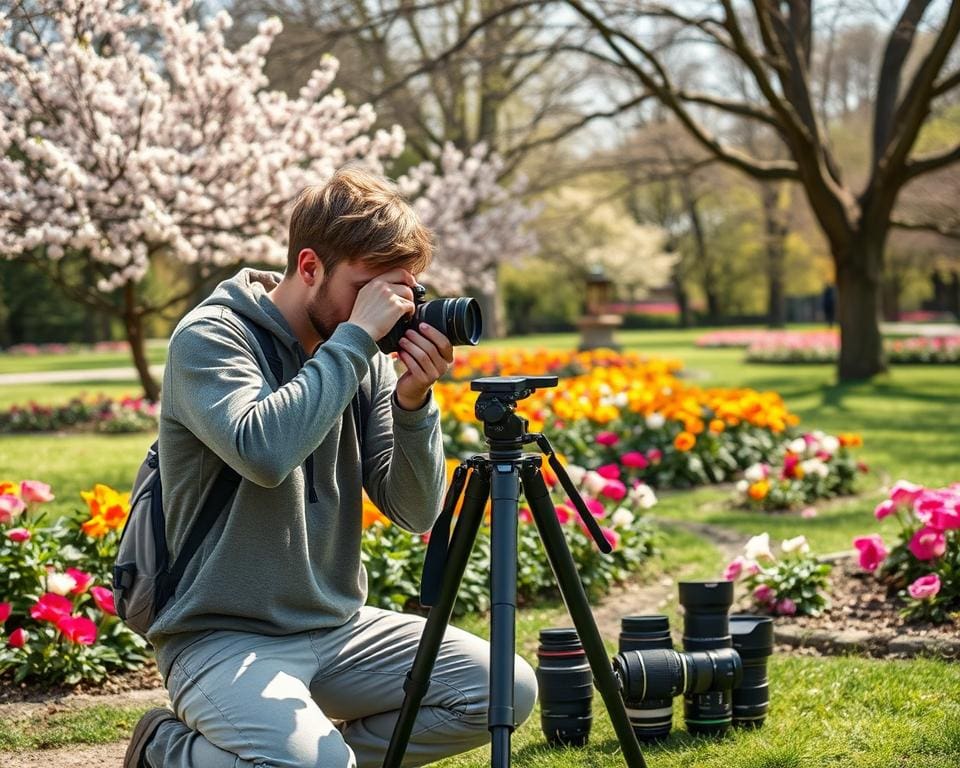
[873,0,933,168]
[904,141,960,181]
[564,0,800,181]
[891,217,960,240]
[933,69,960,98]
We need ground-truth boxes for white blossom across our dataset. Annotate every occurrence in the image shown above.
[45,572,77,596]
[744,533,774,562]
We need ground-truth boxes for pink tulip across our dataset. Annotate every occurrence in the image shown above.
[800,507,818,519]
[8,627,28,648]
[595,431,620,447]
[909,527,946,561]
[0,602,10,623]
[853,534,888,571]
[601,480,627,502]
[753,584,775,604]
[90,586,117,616]
[890,480,923,508]
[600,527,620,550]
[29,593,73,623]
[56,615,98,645]
[555,503,574,525]
[66,567,93,595]
[596,463,621,480]
[6,527,31,542]
[907,573,941,600]
[620,451,649,469]
[0,494,26,524]
[930,505,960,531]
[775,598,797,616]
[873,499,896,520]
[723,557,746,581]
[584,498,606,518]
[518,507,533,524]
[646,448,663,464]
[20,480,54,503]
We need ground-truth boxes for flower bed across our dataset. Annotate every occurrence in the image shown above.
[740,331,960,364]
[0,481,148,684]
[438,349,808,489]
[853,481,959,624]
[722,532,832,617]
[2,341,129,356]
[733,431,867,512]
[0,395,159,434]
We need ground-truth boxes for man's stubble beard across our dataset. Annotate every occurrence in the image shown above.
[306,278,339,343]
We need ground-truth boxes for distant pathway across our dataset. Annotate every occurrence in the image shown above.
[0,366,163,385]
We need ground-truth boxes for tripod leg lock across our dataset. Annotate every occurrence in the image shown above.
[487,706,516,731]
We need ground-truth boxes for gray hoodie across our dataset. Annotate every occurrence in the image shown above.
[148,269,445,679]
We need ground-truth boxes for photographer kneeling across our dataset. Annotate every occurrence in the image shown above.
[124,168,538,768]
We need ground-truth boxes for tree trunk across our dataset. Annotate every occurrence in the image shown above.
[835,237,887,381]
[761,184,787,328]
[123,283,160,402]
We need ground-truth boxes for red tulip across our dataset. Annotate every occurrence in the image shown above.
[66,567,94,595]
[8,627,28,648]
[56,615,98,645]
[29,593,73,623]
[0,602,10,623]
[90,586,117,616]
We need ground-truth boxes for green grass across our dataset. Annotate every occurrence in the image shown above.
[1,326,958,766]
[0,340,167,374]
[0,704,153,749]
[428,655,960,768]
[0,380,148,409]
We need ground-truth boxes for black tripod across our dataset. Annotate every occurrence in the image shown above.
[382,376,647,768]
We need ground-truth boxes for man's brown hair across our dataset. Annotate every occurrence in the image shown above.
[286,167,433,278]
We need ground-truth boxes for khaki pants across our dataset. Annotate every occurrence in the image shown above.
[147,606,538,767]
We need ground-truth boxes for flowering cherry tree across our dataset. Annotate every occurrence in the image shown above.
[0,0,533,398]
[398,142,539,296]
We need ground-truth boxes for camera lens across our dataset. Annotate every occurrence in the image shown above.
[536,628,593,747]
[729,615,774,728]
[418,297,482,346]
[679,581,735,735]
[617,616,674,741]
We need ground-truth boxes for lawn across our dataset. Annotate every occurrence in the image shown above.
[1,325,958,768]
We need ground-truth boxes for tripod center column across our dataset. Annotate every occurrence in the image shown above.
[488,460,522,766]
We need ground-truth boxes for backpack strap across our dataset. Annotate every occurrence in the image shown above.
[156,315,286,609]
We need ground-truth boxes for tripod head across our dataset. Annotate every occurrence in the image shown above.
[471,376,558,451]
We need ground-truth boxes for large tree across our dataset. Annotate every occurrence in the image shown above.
[0,0,534,398]
[565,0,960,380]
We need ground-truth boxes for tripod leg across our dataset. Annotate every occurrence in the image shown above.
[489,461,522,768]
[381,466,491,768]
[521,465,648,768]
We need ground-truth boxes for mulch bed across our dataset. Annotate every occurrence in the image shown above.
[0,659,163,704]
[740,557,959,659]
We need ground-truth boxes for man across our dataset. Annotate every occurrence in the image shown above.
[124,167,538,768]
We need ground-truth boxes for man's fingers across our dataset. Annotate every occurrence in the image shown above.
[399,336,440,380]
[413,323,454,362]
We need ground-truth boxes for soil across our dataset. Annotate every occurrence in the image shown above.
[758,557,959,657]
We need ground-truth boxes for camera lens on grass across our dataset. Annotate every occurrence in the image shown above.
[679,580,736,735]
[617,616,675,741]
[729,615,774,728]
[378,285,482,353]
[536,628,593,747]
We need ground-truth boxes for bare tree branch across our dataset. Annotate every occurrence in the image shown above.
[891,217,960,240]
[564,0,801,180]
[904,142,960,181]
[873,0,933,167]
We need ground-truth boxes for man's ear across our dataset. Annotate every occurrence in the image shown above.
[297,249,324,287]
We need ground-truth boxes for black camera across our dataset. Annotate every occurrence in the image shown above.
[377,284,483,354]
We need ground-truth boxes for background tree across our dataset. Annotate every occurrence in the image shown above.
[0,0,534,396]
[565,0,960,380]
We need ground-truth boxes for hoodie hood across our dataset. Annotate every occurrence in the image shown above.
[198,268,303,358]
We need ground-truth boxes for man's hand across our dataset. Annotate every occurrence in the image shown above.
[395,323,454,410]
[348,268,417,342]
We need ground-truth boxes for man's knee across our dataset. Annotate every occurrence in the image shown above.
[513,655,538,726]
[274,729,356,768]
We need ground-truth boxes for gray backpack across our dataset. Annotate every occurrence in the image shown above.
[112,315,368,637]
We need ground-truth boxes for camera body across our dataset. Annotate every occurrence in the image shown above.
[376,284,482,354]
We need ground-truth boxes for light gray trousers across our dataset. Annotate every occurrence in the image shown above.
[147,606,538,768]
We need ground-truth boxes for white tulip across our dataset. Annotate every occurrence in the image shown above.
[745,464,767,483]
[46,572,77,596]
[645,412,665,430]
[612,507,635,527]
[744,533,774,562]
[781,535,810,554]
